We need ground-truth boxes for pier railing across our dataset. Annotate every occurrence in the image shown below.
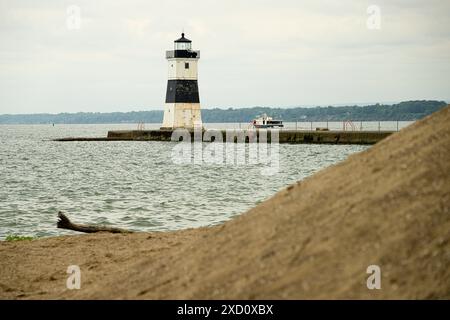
[227,120,413,132]
[122,121,413,132]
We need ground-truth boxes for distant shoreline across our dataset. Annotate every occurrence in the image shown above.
[0,100,446,124]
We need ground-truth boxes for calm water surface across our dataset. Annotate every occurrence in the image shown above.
[0,124,369,239]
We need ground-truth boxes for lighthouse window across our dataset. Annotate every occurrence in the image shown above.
[175,42,192,50]
[185,62,189,69]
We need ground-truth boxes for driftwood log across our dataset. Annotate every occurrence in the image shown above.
[57,211,133,234]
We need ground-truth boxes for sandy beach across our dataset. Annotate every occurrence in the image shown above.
[0,106,449,299]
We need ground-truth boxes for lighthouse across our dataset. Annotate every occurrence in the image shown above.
[161,33,202,130]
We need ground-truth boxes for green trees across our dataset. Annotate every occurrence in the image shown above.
[201,100,446,122]
[0,100,446,124]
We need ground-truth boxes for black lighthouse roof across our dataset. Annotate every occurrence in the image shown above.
[175,33,191,43]
[167,32,198,59]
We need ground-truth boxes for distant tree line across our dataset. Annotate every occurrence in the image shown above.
[202,100,447,122]
[0,100,446,124]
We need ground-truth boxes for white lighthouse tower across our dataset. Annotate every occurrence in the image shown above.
[161,33,202,130]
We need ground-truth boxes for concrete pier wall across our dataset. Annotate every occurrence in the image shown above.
[101,129,393,145]
[54,129,393,144]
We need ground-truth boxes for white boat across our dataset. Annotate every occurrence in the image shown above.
[251,114,284,128]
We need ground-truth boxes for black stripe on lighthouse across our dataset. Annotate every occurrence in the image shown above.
[165,80,200,103]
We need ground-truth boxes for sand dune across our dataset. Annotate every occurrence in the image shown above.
[0,106,449,299]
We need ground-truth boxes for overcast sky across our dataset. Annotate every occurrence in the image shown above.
[0,0,449,114]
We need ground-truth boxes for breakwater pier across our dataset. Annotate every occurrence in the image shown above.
[54,129,394,145]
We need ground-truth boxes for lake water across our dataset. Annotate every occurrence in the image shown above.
[0,124,370,239]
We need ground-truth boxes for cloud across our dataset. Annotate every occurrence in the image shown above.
[0,0,449,113]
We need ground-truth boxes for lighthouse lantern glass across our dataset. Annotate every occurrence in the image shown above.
[175,42,191,50]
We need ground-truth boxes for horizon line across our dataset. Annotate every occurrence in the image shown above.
[1,99,448,116]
